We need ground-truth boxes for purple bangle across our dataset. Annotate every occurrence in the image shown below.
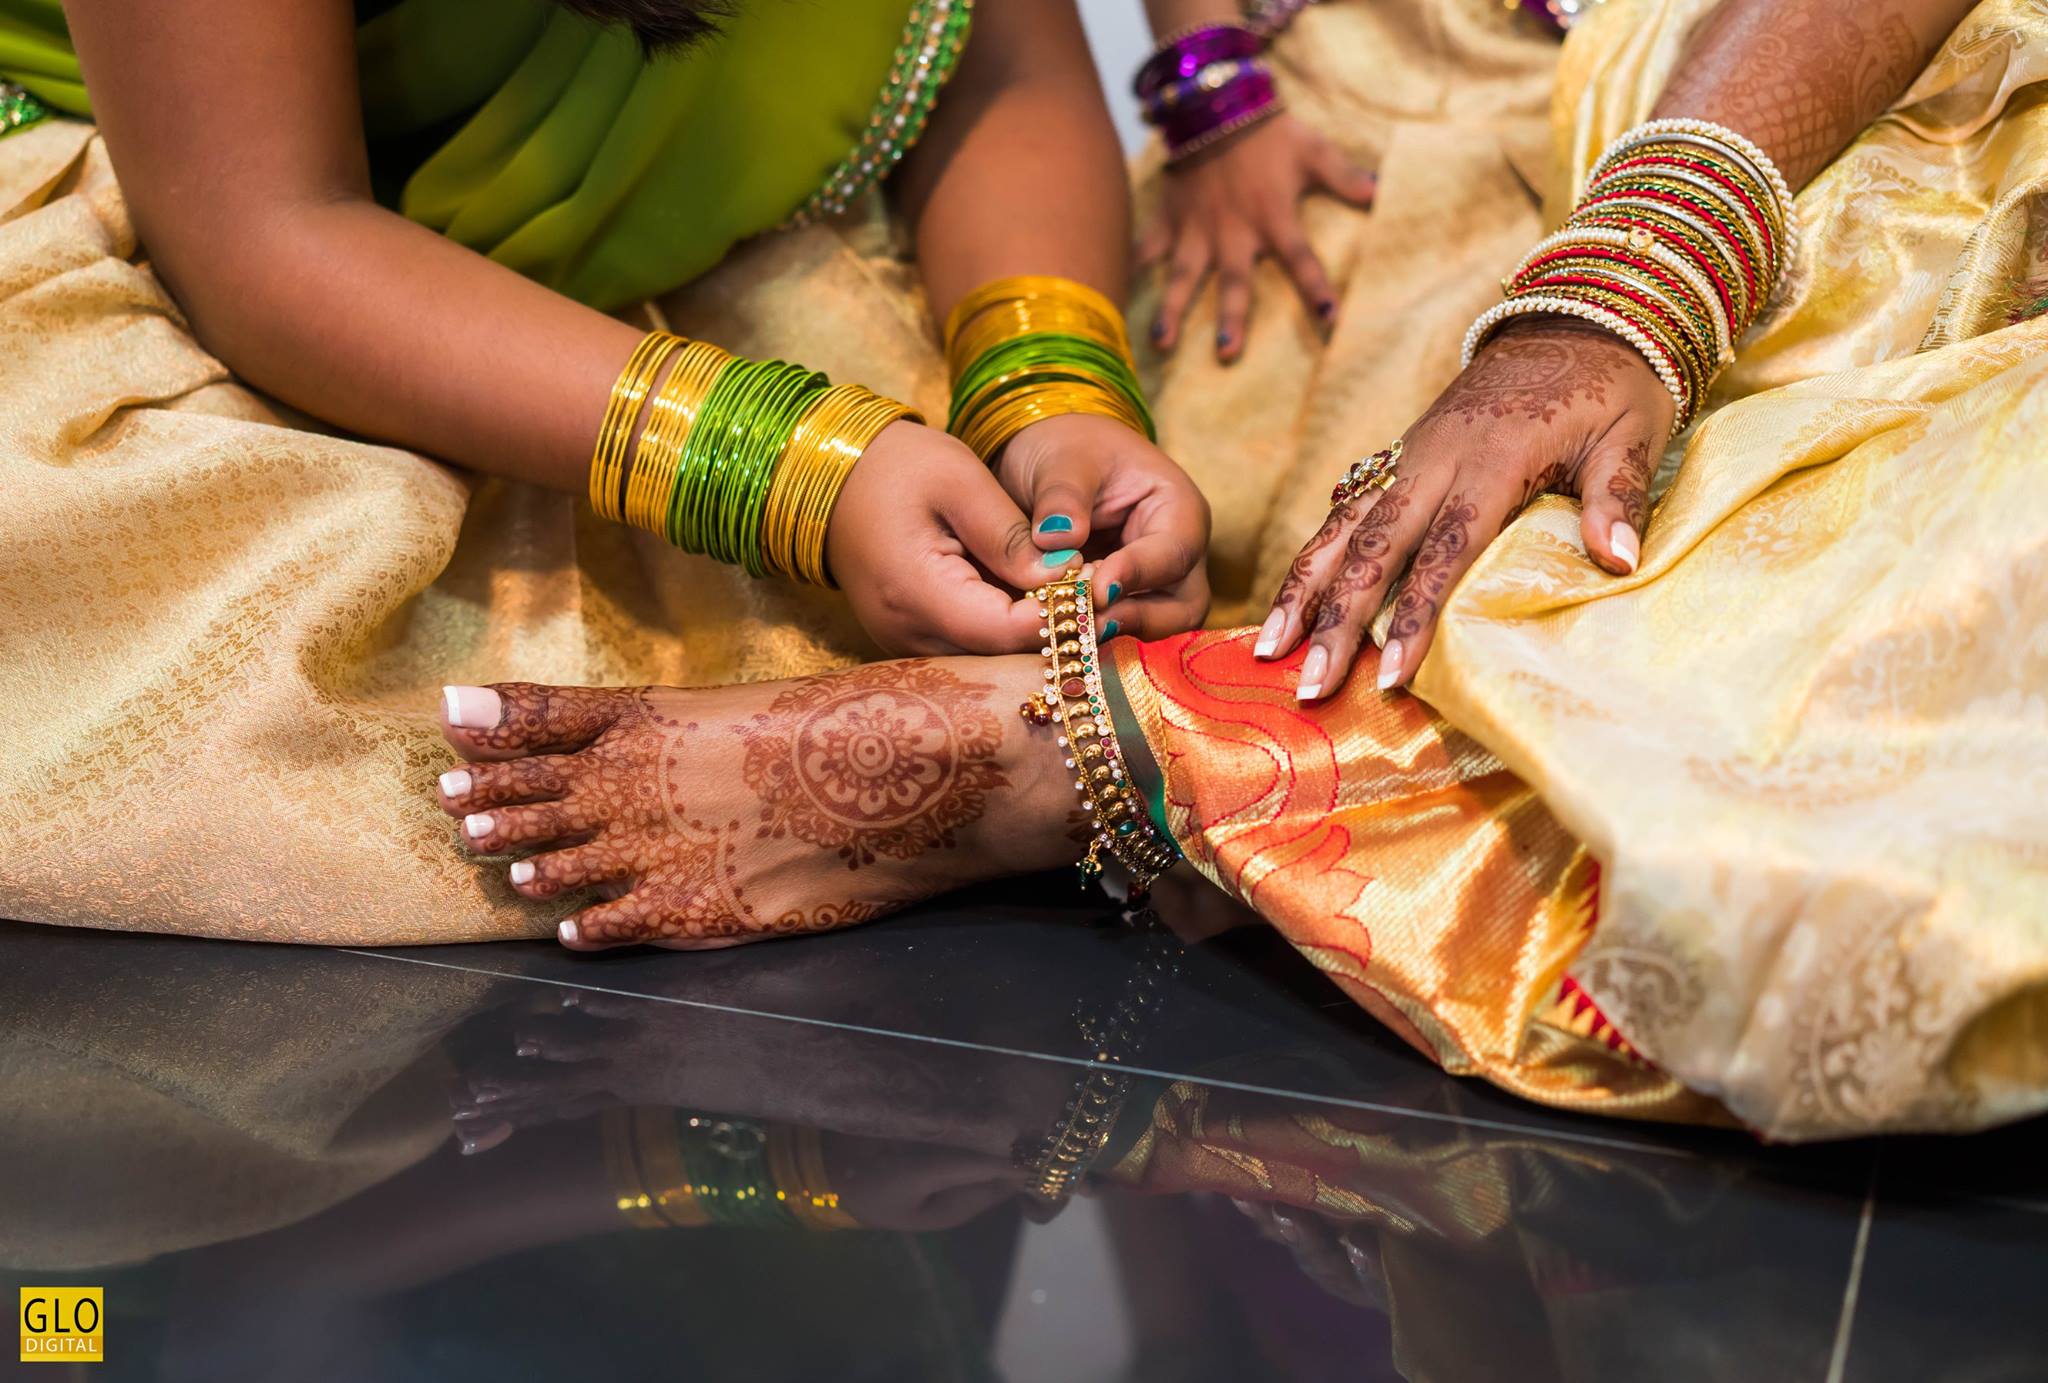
[1160,69,1282,163]
[1132,24,1263,101]
[1138,57,1266,124]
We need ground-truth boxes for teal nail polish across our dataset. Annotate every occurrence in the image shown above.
[1104,620,1121,639]
[1037,515,1074,535]
[1106,582,1122,603]
[1041,548,1079,568]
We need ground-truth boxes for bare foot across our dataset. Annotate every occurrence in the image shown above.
[434,657,1072,950]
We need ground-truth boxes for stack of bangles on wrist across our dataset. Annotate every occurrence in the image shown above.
[1463,118,1797,431]
[1133,23,1282,164]
[944,275,1153,460]
[1019,570,1179,896]
[590,331,919,586]
[601,1109,859,1231]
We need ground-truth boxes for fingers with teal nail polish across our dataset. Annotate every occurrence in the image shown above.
[1036,515,1074,536]
[1041,548,1081,569]
[1106,582,1123,604]
[1104,619,1121,639]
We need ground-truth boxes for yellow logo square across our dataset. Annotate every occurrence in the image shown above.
[19,1287,103,1364]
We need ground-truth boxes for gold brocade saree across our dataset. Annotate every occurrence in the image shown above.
[1116,0,2048,1139]
[1,0,2044,1142]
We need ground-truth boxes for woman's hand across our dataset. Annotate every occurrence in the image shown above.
[1141,113,1376,363]
[1256,318,1674,699]
[826,420,1050,656]
[997,414,1213,639]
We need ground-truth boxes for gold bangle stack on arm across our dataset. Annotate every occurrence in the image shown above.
[766,1126,860,1230]
[761,384,920,587]
[601,1107,711,1229]
[1331,438,1402,508]
[625,339,735,536]
[590,332,687,523]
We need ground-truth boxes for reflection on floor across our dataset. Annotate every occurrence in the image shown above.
[2,888,2042,1382]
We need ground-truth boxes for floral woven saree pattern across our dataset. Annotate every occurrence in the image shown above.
[1120,0,2048,1140]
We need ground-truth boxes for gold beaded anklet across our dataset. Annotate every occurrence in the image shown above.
[1020,570,1178,896]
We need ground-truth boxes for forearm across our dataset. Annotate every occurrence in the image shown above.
[1142,0,1240,34]
[893,0,1130,324]
[1652,0,1975,189]
[158,199,638,491]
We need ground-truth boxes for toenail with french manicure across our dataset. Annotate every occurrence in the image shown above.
[440,769,471,798]
[465,813,494,839]
[509,861,535,885]
[443,685,503,730]
[558,919,579,944]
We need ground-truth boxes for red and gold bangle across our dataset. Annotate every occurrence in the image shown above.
[1593,171,1775,284]
[1510,242,1730,361]
[1581,184,1762,299]
[1513,274,1713,400]
[1602,153,1778,265]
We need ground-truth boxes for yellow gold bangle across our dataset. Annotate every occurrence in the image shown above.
[624,341,735,538]
[956,381,1147,461]
[631,1107,711,1228]
[600,1107,670,1229]
[590,332,685,523]
[766,1126,860,1231]
[760,385,919,586]
[943,274,1132,362]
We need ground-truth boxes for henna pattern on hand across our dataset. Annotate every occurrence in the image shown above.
[1387,495,1479,643]
[1416,320,1634,428]
[1505,459,1580,531]
[1606,440,1654,536]
[1310,482,1415,638]
[1270,499,1362,623]
[737,660,1007,868]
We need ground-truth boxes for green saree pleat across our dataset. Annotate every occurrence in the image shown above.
[0,0,924,307]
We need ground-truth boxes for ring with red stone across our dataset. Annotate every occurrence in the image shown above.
[1330,438,1403,508]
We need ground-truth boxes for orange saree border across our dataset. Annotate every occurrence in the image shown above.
[1112,630,1724,1125]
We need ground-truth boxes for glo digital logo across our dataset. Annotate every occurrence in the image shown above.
[19,1287,103,1364]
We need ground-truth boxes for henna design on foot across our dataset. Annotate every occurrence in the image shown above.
[736,661,1007,869]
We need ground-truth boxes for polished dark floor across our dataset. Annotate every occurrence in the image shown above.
[2,886,2043,1383]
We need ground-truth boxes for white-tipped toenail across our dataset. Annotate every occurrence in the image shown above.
[443,685,503,730]
[509,861,535,885]
[440,769,471,799]
[558,918,579,944]
[465,813,494,840]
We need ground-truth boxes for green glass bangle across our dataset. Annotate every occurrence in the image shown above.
[948,331,1154,441]
[949,333,1150,421]
[674,1115,794,1228]
[726,365,829,577]
[666,358,825,572]
[669,358,768,558]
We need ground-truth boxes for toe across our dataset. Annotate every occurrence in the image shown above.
[557,894,754,952]
[440,682,629,762]
[460,801,599,855]
[439,755,578,816]
[509,842,631,900]
[510,1011,620,1062]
